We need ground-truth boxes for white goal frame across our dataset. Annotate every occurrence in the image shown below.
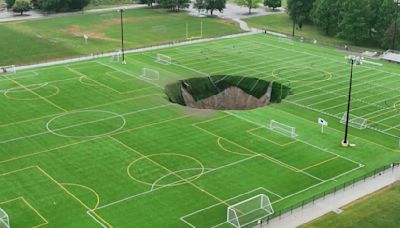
[268,120,298,138]
[227,194,273,228]
[340,112,367,129]
[0,208,9,228]
[140,68,160,81]
[0,65,16,74]
[155,54,172,65]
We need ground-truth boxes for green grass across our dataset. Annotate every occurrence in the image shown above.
[0,34,399,227]
[244,13,351,46]
[85,0,136,10]
[301,182,400,228]
[0,8,242,66]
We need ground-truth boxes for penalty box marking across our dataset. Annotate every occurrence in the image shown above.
[247,127,297,147]
[180,187,283,228]
[0,166,111,228]
[0,197,48,228]
[192,116,325,182]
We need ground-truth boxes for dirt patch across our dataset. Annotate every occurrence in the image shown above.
[65,25,120,42]
[182,86,271,110]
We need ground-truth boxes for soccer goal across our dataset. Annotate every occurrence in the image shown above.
[110,51,122,63]
[0,65,16,74]
[140,68,160,81]
[227,194,274,228]
[340,112,367,129]
[0,208,9,228]
[156,54,172,65]
[268,120,298,138]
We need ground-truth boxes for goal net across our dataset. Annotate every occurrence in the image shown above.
[227,194,274,228]
[268,120,297,138]
[0,208,9,228]
[140,68,160,81]
[156,54,172,65]
[0,65,16,74]
[340,112,367,129]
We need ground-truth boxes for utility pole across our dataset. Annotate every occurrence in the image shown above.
[342,55,362,148]
[118,8,126,64]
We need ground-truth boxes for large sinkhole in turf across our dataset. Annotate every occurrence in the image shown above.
[164,75,291,110]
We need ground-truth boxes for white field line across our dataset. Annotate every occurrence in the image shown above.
[383,122,400,132]
[291,69,382,99]
[292,70,388,102]
[183,164,363,228]
[95,156,260,211]
[352,95,400,113]
[180,187,282,227]
[86,211,107,228]
[285,99,399,139]
[0,77,81,94]
[375,112,400,124]
[226,111,364,167]
[151,52,363,180]
[150,168,214,191]
[0,104,172,144]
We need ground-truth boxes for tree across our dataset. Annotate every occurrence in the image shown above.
[264,0,281,10]
[193,0,207,12]
[376,0,397,38]
[234,0,263,14]
[382,19,400,49]
[287,0,315,35]
[158,0,190,11]
[37,0,91,12]
[338,0,370,44]
[12,0,31,15]
[5,0,16,9]
[205,0,226,15]
[311,0,340,35]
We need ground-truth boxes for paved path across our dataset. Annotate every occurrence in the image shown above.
[0,4,147,22]
[266,166,400,228]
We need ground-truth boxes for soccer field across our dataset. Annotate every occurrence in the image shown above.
[0,34,399,227]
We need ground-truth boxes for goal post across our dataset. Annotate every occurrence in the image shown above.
[227,194,274,228]
[140,68,160,81]
[156,54,172,65]
[268,120,298,138]
[0,208,10,228]
[340,112,367,129]
[0,65,16,74]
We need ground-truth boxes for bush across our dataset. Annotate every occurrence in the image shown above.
[5,0,16,9]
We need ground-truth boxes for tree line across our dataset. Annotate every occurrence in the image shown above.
[5,0,91,13]
[288,0,400,49]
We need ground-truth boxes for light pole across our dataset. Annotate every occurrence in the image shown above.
[118,8,126,64]
[393,0,400,50]
[341,55,362,148]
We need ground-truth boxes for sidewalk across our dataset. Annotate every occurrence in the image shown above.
[0,4,147,22]
[266,166,400,228]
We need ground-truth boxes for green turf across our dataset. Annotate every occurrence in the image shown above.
[0,34,399,227]
[0,8,242,66]
[301,182,400,228]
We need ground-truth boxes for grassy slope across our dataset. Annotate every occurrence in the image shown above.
[0,8,242,66]
[244,13,350,46]
[301,182,400,228]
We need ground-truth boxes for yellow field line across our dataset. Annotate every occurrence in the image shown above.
[21,197,49,228]
[217,137,253,156]
[0,197,49,228]
[272,105,400,153]
[61,183,101,210]
[109,136,231,207]
[36,166,113,228]
[66,66,122,94]
[246,127,297,147]
[192,121,301,173]
[0,114,192,165]
[0,93,162,128]
[299,156,339,172]
[4,76,67,112]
